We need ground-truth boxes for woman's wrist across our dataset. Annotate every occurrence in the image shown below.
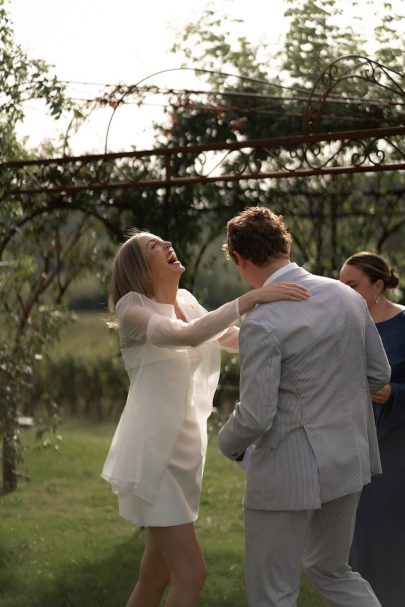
[238,291,257,316]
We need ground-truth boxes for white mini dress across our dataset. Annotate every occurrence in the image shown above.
[119,349,203,526]
[102,289,239,527]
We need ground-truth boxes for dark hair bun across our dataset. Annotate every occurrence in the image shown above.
[386,268,400,289]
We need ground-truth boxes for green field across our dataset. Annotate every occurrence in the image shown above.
[51,311,118,360]
[0,421,322,607]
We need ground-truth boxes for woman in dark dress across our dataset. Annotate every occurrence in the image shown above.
[340,252,405,607]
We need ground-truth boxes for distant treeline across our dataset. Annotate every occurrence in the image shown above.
[68,291,108,312]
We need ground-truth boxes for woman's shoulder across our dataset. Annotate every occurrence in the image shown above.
[388,303,405,319]
[116,291,141,311]
[117,291,156,307]
[377,304,405,327]
[178,288,198,302]
[177,288,202,310]
[115,291,131,313]
[115,292,159,320]
[393,306,405,323]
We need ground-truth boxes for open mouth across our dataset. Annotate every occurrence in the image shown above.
[167,251,179,264]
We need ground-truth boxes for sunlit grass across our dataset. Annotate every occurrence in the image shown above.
[0,421,322,607]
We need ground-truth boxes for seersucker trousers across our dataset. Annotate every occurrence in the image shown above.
[244,492,381,607]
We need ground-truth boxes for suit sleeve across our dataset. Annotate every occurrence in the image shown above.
[218,318,281,459]
[364,312,391,394]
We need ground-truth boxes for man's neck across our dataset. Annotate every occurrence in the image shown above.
[252,258,291,288]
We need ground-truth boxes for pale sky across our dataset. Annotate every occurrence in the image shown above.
[8,0,288,153]
[7,0,404,154]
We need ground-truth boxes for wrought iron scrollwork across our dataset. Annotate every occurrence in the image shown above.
[303,55,405,134]
[1,56,404,196]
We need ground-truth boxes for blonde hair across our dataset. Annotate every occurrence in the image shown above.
[108,230,153,311]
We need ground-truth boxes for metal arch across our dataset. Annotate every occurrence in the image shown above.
[303,55,405,134]
[0,56,404,197]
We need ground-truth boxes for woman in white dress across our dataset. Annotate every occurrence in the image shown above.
[102,230,309,607]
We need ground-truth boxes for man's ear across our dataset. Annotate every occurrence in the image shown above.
[233,250,247,267]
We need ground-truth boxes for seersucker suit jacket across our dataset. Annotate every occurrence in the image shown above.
[218,266,391,511]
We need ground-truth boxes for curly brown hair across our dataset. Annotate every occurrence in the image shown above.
[225,206,292,266]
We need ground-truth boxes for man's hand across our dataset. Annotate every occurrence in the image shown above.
[372,384,392,404]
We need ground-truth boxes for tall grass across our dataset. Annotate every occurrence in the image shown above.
[0,421,322,607]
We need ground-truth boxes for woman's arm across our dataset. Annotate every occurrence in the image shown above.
[121,281,309,348]
[237,281,309,316]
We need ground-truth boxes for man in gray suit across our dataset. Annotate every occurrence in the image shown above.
[218,206,391,607]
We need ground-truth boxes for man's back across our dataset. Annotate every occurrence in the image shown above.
[231,268,390,510]
[220,207,388,606]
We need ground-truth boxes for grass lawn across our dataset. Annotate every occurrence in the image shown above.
[0,420,323,607]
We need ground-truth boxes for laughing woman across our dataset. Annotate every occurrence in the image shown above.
[102,230,309,607]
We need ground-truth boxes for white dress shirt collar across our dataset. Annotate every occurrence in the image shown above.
[263,262,299,286]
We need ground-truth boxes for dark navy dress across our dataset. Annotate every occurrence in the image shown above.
[350,310,405,607]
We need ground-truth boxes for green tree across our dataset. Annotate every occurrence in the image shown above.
[0,208,103,491]
[281,0,366,85]
[155,0,405,281]
[0,0,98,491]
[1,0,404,493]
[373,1,405,67]
[0,0,70,161]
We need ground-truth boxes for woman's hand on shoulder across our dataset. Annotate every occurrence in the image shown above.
[256,281,310,303]
[238,282,309,316]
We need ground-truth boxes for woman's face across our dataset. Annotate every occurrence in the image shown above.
[137,233,185,282]
[339,263,382,309]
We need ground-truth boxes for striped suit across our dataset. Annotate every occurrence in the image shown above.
[219,266,391,606]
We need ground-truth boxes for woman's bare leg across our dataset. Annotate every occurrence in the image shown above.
[125,529,171,607]
[150,523,207,607]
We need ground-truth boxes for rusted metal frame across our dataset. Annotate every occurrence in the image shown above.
[1,126,404,195]
[2,126,403,170]
[6,162,405,195]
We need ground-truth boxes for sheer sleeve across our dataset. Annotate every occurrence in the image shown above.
[117,293,241,348]
[218,326,240,352]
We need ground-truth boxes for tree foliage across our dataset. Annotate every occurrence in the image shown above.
[0,207,103,490]
[0,0,71,161]
[0,1,98,490]
[154,0,405,281]
[0,0,404,490]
